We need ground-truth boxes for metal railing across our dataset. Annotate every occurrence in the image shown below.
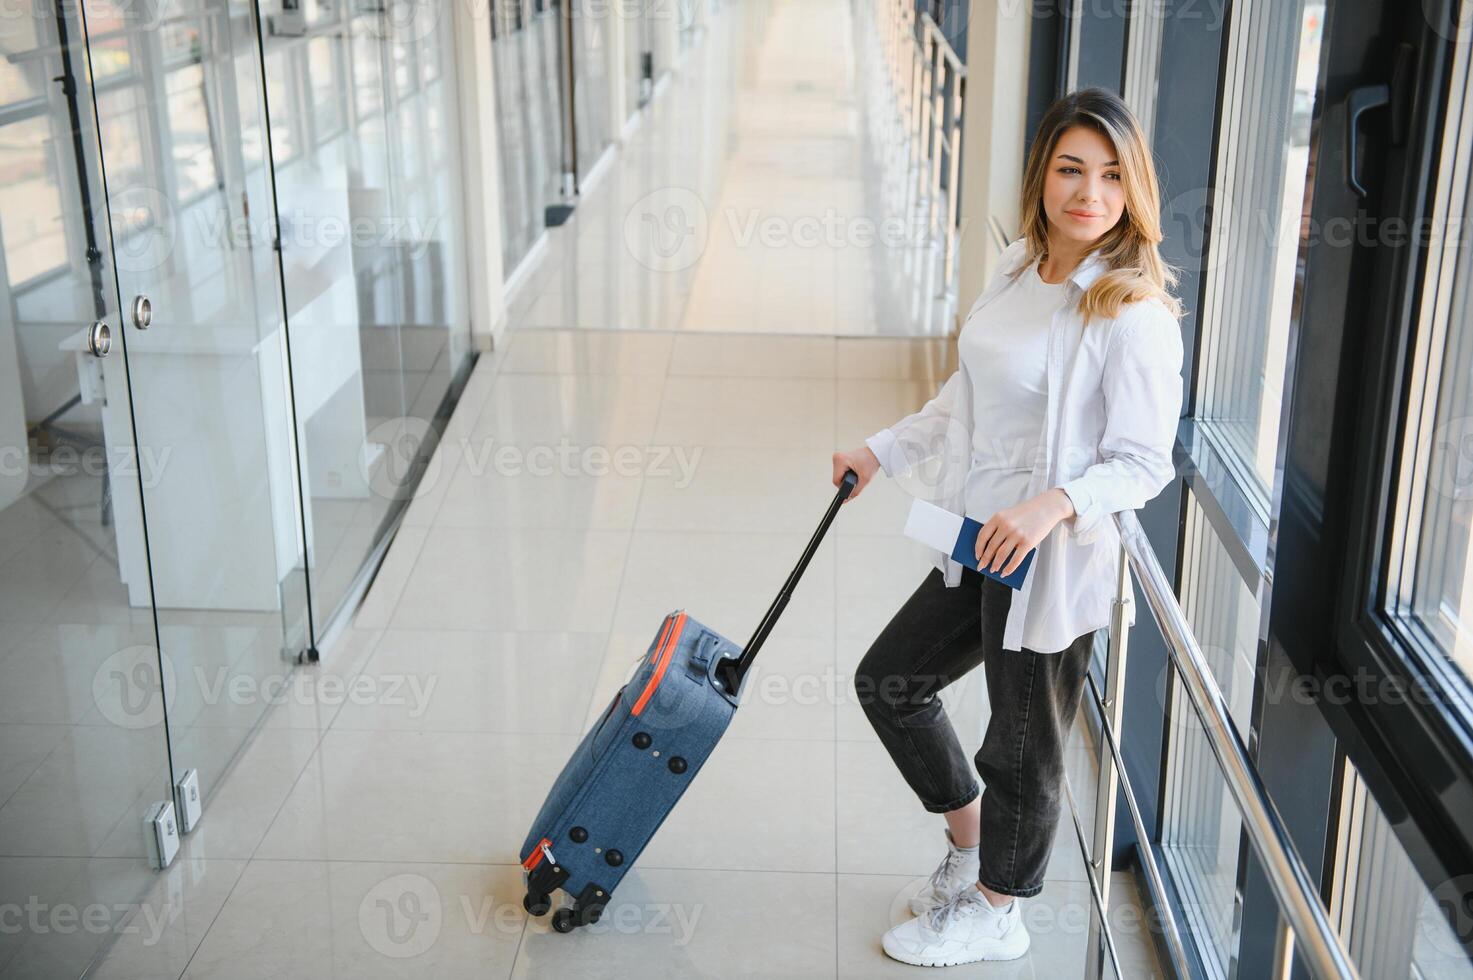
[1063,510,1361,980]
[871,0,966,295]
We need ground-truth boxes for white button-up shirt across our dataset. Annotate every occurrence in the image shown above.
[864,236,1185,653]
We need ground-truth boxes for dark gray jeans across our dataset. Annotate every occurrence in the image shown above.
[854,565,1096,898]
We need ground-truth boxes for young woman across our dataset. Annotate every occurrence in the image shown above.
[831,87,1185,966]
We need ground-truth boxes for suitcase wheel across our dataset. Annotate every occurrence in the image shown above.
[547,882,609,933]
[523,891,552,917]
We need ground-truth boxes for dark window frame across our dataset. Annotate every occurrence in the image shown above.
[1319,0,1473,917]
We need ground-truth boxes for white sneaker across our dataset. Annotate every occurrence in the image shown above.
[908,828,981,917]
[882,886,1030,966]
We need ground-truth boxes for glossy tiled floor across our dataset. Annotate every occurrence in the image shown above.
[74,1,1165,976]
[80,330,1164,979]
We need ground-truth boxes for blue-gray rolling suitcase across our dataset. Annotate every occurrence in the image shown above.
[519,471,858,933]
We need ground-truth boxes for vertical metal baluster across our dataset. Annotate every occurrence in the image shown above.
[928,36,944,248]
[943,66,964,294]
[904,25,923,223]
[1085,541,1133,980]
[1272,916,1298,980]
[916,32,933,217]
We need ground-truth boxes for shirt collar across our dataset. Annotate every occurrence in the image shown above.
[1005,239,1110,293]
[1069,249,1110,291]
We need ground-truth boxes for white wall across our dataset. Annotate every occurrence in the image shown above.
[954,0,1034,318]
[451,0,511,351]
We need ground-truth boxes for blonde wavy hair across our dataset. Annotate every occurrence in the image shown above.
[1015,87,1184,325]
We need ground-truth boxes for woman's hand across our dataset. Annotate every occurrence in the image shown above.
[975,489,1076,576]
[832,446,882,501]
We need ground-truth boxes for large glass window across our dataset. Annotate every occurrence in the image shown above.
[164,63,219,200]
[308,36,345,140]
[0,116,69,286]
[264,48,299,162]
[1068,0,1128,93]
[1160,489,1262,979]
[94,87,148,209]
[1385,25,1473,699]
[1332,760,1473,978]
[352,27,385,123]
[1197,1,1326,505]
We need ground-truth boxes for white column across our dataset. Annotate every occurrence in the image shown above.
[953,0,1033,323]
[451,0,510,350]
[654,0,680,81]
[606,0,630,139]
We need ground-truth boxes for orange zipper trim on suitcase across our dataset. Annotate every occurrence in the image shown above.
[631,612,687,717]
[522,836,552,871]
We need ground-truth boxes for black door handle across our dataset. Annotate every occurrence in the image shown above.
[1342,43,1414,198]
[1344,83,1389,198]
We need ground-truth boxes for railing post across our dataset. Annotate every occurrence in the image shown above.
[942,67,963,295]
[916,33,933,213]
[879,0,889,90]
[1116,512,1361,980]
[927,38,944,246]
[1085,541,1133,980]
[864,9,965,298]
[906,21,923,211]
[1273,918,1298,980]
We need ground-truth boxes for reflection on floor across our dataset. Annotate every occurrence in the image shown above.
[0,465,293,977]
[75,330,1165,978]
[307,317,457,626]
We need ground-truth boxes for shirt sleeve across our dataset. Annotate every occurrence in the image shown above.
[864,368,965,478]
[1055,305,1184,545]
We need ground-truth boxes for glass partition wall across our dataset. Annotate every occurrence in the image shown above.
[255,0,472,626]
[490,0,618,277]
[570,0,616,183]
[0,7,185,975]
[492,0,564,277]
[0,1,472,973]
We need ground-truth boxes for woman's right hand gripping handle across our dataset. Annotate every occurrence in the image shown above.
[832,445,881,501]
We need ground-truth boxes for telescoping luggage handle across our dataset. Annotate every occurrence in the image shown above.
[714,470,859,695]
